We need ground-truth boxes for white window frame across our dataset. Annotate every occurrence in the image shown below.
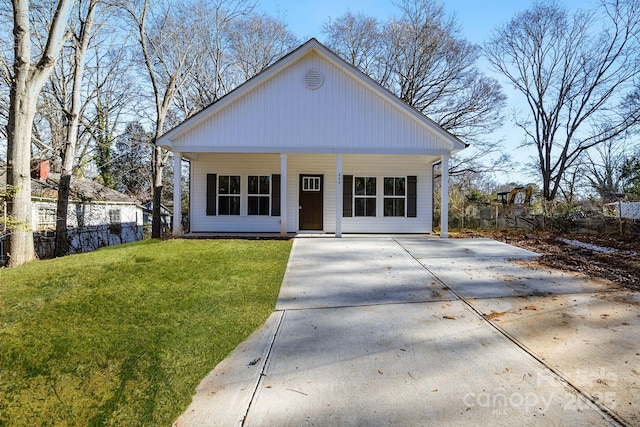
[108,209,121,224]
[248,175,271,216]
[218,175,241,216]
[37,208,57,230]
[302,176,321,191]
[383,177,406,217]
[354,176,377,217]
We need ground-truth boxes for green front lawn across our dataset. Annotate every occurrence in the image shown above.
[0,238,292,426]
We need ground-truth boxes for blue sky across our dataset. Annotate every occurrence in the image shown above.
[255,0,591,44]
[254,0,594,184]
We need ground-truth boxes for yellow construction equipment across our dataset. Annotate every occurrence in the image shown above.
[496,186,532,216]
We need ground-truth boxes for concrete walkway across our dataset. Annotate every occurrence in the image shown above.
[175,237,639,426]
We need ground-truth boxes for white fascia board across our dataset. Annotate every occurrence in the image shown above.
[170,145,455,156]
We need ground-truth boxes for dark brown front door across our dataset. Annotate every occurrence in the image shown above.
[299,175,323,230]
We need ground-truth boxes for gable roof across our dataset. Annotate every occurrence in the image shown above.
[1,168,137,203]
[158,38,466,156]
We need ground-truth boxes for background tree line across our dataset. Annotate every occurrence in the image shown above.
[1,0,640,266]
[0,0,299,265]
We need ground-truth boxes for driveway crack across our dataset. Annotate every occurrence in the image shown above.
[241,310,286,426]
[392,237,628,427]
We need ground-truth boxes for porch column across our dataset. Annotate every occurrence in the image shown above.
[335,154,343,238]
[440,154,449,238]
[173,152,182,237]
[280,154,288,237]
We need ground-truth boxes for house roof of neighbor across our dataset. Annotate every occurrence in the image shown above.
[1,165,137,204]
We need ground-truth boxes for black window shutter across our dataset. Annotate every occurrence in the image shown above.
[407,176,417,217]
[271,174,281,216]
[206,174,217,216]
[343,175,353,217]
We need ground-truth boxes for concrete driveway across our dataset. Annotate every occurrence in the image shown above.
[175,237,639,426]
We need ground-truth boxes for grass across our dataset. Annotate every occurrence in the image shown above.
[0,238,292,426]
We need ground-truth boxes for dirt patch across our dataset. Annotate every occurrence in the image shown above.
[455,230,640,292]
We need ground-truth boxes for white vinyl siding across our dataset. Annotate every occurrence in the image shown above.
[30,200,143,249]
[191,154,283,232]
[170,52,454,156]
[342,156,431,233]
[161,41,462,235]
[190,153,434,233]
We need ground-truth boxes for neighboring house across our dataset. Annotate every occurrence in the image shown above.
[142,201,173,234]
[158,39,465,237]
[1,161,144,262]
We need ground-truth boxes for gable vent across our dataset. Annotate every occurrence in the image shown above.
[303,69,323,90]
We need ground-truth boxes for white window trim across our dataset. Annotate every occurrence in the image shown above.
[37,207,57,230]
[302,176,321,191]
[354,176,377,217]
[218,175,241,216]
[248,175,272,216]
[108,208,121,224]
[383,176,407,217]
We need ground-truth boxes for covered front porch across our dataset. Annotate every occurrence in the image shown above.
[171,152,452,238]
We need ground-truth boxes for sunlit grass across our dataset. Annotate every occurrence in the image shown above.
[0,238,292,426]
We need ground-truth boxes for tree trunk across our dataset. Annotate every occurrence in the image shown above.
[55,3,96,257]
[55,95,81,257]
[54,176,71,256]
[151,145,164,238]
[6,93,37,266]
[55,138,75,256]
[7,0,75,266]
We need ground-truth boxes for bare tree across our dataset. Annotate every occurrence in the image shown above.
[55,0,100,257]
[228,12,299,81]
[620,150,640,200]
[32,3,131,181]
[125,0,253,237]
[384,0,505,140]
[89,49,125,188]
[172,0,254,119]
[485,0,640,202]
[112,121,153,200]
[4,0,74,267]
[84,36,137,188]
[322,12,385,80]
[322,1,508,181]
[583,137,632,197]
[0,4,10,154]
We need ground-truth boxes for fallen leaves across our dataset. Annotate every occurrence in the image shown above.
[485,311,507,320]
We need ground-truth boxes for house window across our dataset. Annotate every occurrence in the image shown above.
[354,177,376,217]
[384,177,406,216]
[248,175,270,216]
[108,209,122,234]
[108,209,121,224]
[302,176,321,191]
[218,175,240,215]
[37,208,57,230]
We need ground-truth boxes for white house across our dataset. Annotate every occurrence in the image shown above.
[1,162,144,262]
[29,197,143,257]
[158,39,465,237]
